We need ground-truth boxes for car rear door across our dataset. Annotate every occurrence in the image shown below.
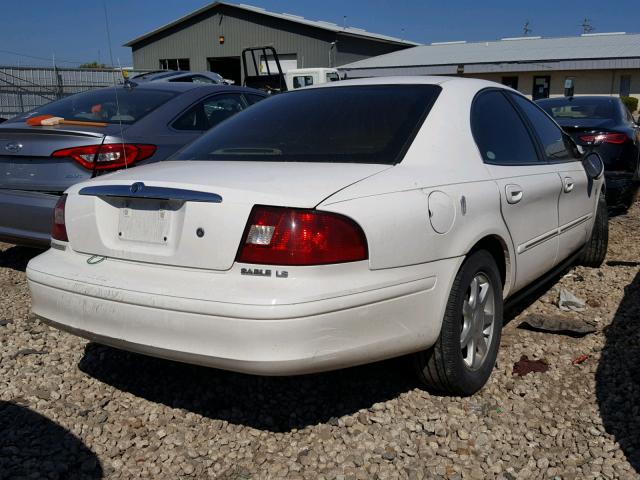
[472,90,562,292]
[510,93,594,262]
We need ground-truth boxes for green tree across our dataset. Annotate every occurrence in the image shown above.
[621,96,639,114]
[79,61,109,69]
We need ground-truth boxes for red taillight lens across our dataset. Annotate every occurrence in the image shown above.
[51,143,156,170]
[579,132,628,145]
[237,206,368,266]
[52,194,68,242]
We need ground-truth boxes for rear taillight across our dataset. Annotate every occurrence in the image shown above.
[579,132,629,145]
[52,194,68,242]
[51,143,156,170]
[237,206,368,266]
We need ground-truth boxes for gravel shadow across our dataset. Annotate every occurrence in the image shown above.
[0,401,103,479]
[79,344,418,433]
[596,271,640,472]
[0,245,43,272]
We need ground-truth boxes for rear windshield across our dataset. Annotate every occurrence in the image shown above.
[174,85,441,164]
[538,97,617,121]
[24,87,177,125]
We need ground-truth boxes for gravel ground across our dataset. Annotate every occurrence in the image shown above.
[1,202,640,479]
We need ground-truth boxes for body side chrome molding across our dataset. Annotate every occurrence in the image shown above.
[79,183,223,203]
[517,213,594,254]
[559,213,592,234]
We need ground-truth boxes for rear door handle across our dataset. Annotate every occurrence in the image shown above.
[563,177,574,193]
[505,184,523,204]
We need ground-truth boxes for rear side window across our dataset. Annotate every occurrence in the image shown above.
[174,85,441,165]
[471,90,540,165]
[171,75,219,85]
[510,93,572,161]
[173,94,245,131]
[539,97,616,120]
[26,88,176,125]
[244,93,265,105]
[293,76,314,89]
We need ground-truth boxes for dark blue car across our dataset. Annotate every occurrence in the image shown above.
[0,82,266,247]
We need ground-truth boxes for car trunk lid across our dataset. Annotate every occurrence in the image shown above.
[0,124,121,192]
[65,161,390,270]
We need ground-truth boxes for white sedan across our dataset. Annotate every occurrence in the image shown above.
[27,77,607,395]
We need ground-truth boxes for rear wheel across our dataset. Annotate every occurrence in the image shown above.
[414,250,503,396]
[579,194,608,268]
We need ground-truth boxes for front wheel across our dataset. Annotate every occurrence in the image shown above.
[579,194,608,268]
[414,250,503,396]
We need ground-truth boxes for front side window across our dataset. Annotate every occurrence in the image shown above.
[172,94,245,131]
[471,90,540,165]
[174,85,441,164]
[23,88,177,125]
[510,93,572,161]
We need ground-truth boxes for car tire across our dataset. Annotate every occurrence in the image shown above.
[414,249,503,396]
[579,194,609,268]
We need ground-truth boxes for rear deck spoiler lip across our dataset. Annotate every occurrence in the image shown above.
[78,182,223,203]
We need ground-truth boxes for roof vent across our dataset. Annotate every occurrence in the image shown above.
[239,4,266,11]
[316,21,339,27]
[501,36,542,41]
[581,32,626,37]
[431,40,467,45]
[281,13,305,20]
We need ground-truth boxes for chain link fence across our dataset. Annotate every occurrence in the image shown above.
[0,66,152,119]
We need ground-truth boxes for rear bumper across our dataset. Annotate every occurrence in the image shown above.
[0,189,59,247]
[27,248,461,375]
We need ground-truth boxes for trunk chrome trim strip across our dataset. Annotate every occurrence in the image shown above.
[79,183,223,203]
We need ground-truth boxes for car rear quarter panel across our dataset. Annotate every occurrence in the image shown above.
[319,81,516,296]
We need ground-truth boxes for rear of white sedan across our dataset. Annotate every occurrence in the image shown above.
[27,78,515,395]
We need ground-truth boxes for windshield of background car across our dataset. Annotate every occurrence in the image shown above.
[24,88,177,125]
[174,84,441,164]
[538,98,617,121]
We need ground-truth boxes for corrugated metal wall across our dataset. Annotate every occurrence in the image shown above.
[131,5,406,73]
[0,66,149,118]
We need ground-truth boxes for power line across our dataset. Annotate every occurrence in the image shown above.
[0,49,95,66]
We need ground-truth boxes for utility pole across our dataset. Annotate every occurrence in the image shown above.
[581,18,594,34]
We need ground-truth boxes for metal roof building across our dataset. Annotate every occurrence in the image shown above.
[124,1,417,85]
[340,33,640,103]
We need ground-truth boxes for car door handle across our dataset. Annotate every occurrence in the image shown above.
[563,177,574,193]
[505,184,523,204]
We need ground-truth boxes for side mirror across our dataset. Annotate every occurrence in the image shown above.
[583,152,604,180]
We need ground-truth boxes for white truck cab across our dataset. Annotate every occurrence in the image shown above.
[285,68,340,90]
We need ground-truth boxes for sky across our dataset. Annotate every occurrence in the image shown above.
[1,0,638,67]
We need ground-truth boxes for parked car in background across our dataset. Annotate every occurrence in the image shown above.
[0,82,265,247]
[131,70,229,85]
[537,96,640,210]
[27,77,607,396]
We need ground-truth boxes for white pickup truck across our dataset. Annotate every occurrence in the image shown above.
[285,68,340,90]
